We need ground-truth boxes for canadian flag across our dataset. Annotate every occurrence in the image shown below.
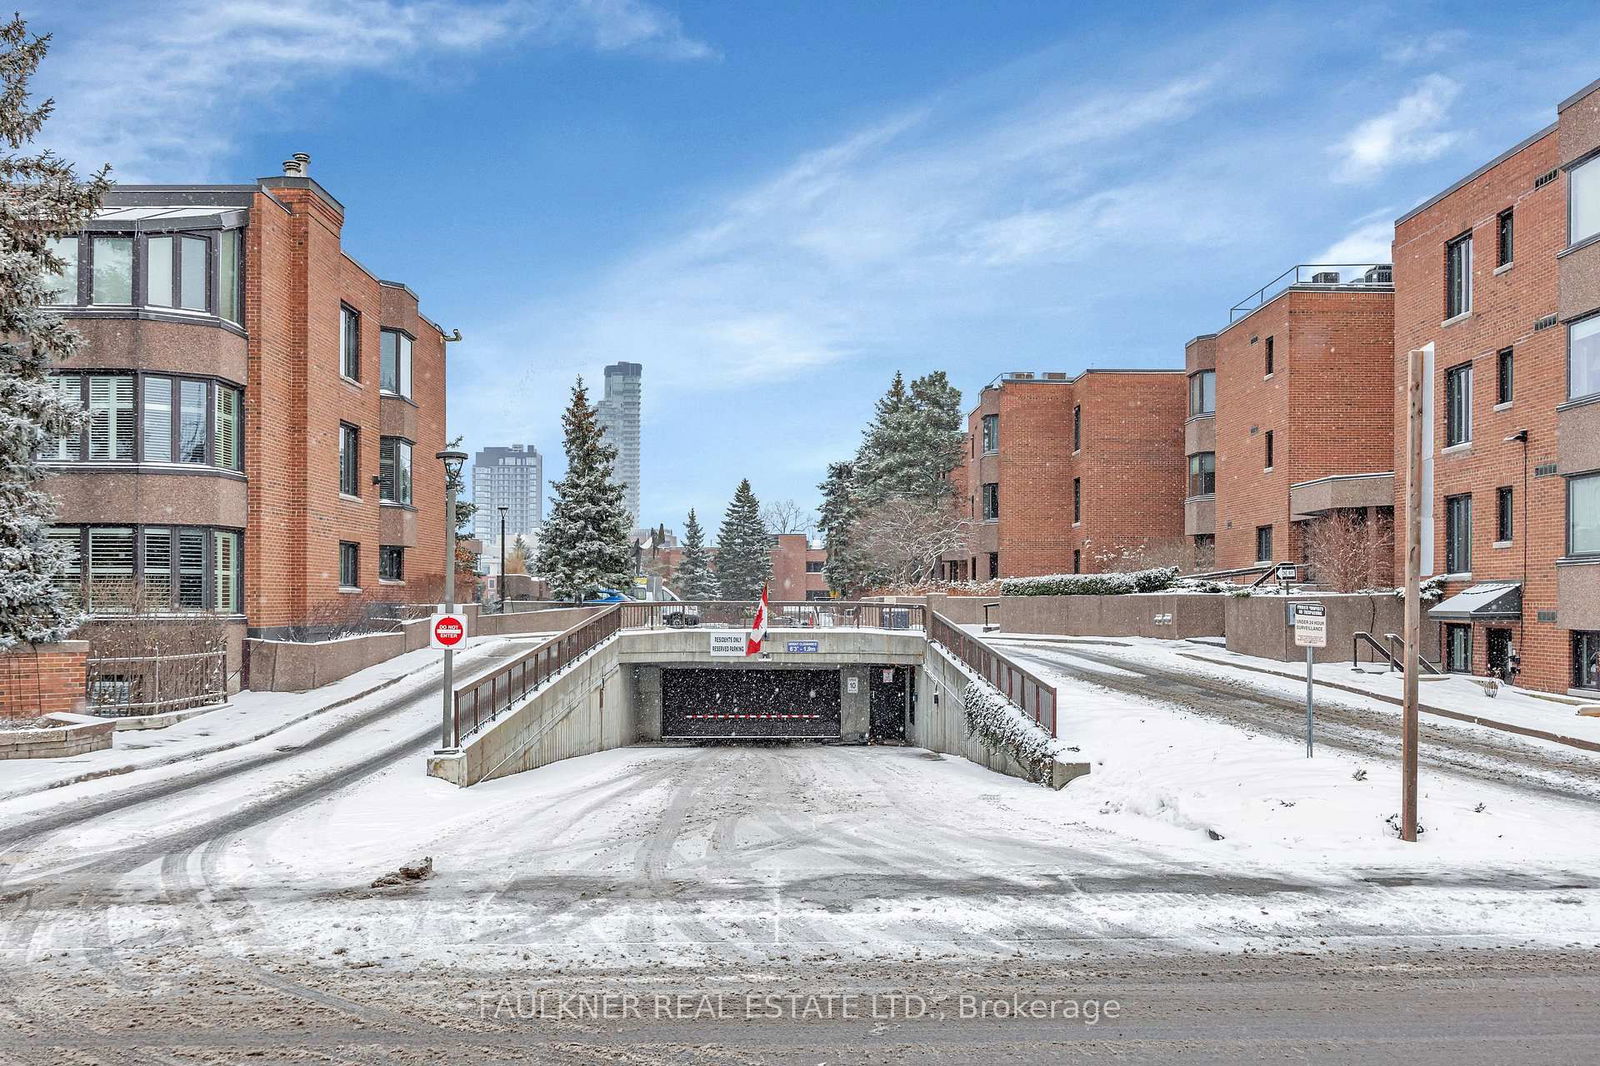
[746,585,770,656]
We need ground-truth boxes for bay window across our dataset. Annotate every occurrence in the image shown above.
[381,329,412,398]
[1569,473,1600,557]
[146,234,209,311]
[1188,452,1215,496]
[1572,155,1600,246]
[41,227,245,321]
[91,236,133,305]
[44,372,242,470]
[50,525,243,614]
[1572,314,1600,401]
[379,437,413,504]
[1188,370,1215,416]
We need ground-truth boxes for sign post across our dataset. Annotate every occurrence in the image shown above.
[1291,602,1327,757]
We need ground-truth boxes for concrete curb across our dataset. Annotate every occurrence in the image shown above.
[1174,651,1600,755]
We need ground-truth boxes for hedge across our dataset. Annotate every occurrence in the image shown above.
[1000,566,1179,597]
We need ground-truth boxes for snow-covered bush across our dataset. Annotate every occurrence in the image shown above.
[1000,566,1179,597]
[962,678,1066,784]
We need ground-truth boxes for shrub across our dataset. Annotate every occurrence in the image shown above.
[1000,566,1179,597]
[962,678,1066,784]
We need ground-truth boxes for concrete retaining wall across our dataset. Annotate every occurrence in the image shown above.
[1224,593,1440,664]
[428,636,629,786]
[0,712,113,760]
[244,616,436,691]
[999,593,1226,640]
[476,606,600,638]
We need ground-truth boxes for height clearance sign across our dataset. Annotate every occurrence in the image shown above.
[430,612,469,650]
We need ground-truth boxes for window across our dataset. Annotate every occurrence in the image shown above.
[42,376,82,461]
[146,234,208,311]
[381,329,413,398]
[1572,315,1600,400]
[1443,624,1472,673]
[42,236,78,304]
[1572,155,1600,246]
[379,437,413,504]
[378,545,404,582]
[987,552,999,579]
[1255,525,1273,563]
[1573,631,1600,690]
[87,375,135,461]
[980,413,998,453]
[87,527,135,612]
[217,229,241,324]
[1569,473,1600,556]
[340,305,361,380]
[1072,477,1081,523]
[49,525,243,614]
[1445,363,1472,446]
[1263,430,1274,470]
[1188,452,1215,496]
[1445,493,1472,573]
[805,560,825,573]
[214,530,240,612]
[1264,335,1275,376]
[981,482,999,521]
[1189,370,1215,416]
[339,541,360,589]
[1497,208,1514,266]
[1497,347,1514,405]
[91,237,133,305]
[214,385,241,471]
[178,379,208,463]
[1072,549,1081,574]
[1445,232,1472,318]
[339,423,359,496]
[1496,486,1514,544]
[1072,405,1081,451]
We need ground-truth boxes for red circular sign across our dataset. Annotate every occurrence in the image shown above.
[434,616,465,647]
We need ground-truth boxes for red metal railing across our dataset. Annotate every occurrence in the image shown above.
[928,611,1058,736]
[454,604,623,741]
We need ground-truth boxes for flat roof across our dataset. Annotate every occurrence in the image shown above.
[1560,75,1600,113]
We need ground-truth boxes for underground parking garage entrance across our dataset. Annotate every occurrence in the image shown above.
[658,665,912,742]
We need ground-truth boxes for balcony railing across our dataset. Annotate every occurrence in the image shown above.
[1229,263,1393,322]
[617,600,925,631]
[928,611,1058,736]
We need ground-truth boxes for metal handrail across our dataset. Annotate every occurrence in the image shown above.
[928,611,1058,736]
[453,604,624,741]
[1229,262,1394,321]
[1353,631,1402,672]
[1385,632,1443,675]
[617,600,925,631]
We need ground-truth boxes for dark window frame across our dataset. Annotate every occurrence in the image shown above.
[1188,369,1215,416]
[1497,208,1514,267]
[1446,230,1473,318]
[1188,451,1215,497]
[1445,493,1473,573]
[339,422,360,497]
[42,370,242,472]
[980,413,999,454]
[340,304,362,382]
[378,436,414,505]
[1496,347,1514,406]
[48,523,243,615]
[49,227,243,321]
[1571,311,1600,402]
[1255,525,1273,563]
[339,541,360,589]
[1264,430,1274,471]
[1567,471,1600,558]
[1496,485,1514,544]
[1445,362,1473,446]
[1072,477,1081,523]
[981,482,1000,521]
[1264,335,1275,377]
[378,545,404,582]
[1573,630,1600,690]
[1072,405,1081,451]
[380,327,414,399]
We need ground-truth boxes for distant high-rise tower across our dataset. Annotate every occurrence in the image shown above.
[595,361,642,521]
[472,444,543,545]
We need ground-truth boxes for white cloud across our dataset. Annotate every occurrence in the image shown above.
[1314,213,1397,264]
[38,0,714,180]
[1332,74,1461,183]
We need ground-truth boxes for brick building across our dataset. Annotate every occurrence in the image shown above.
[947,370,1186,580]
[1392,76,1600,694]
[769,533,829,600]
[39,154,451,673]
[1191,266,1396,574]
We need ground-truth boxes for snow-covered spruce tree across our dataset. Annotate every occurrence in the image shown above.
[713,479,771,601]
[534,378,633,600]
[853,370,964,506]
[0,17,109,648]
[817,460,868,597]
[673,508,719,598]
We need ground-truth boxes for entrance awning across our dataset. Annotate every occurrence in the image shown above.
[1427,582,1522,622]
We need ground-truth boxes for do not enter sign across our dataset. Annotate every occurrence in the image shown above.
[430,612,468,649]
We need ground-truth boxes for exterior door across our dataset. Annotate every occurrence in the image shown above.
[868,666,907,741]
[1443,624,1473,673]
[1486,628,1512,682]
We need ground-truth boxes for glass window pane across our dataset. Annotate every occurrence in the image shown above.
[1573,157,1600,246]
[146,236,174,306]
[214,530,239,613]
[1572,476,1600,556]
[218,229,240,323]
[48,526,81,606]
[143,376,172,462]
[179,380,208,463]
[180,235,208,311]
[43,237,78,304]
[142,528,172,610]
[92,237,133,305]
[397,440,412,504]
[88,375,135,460]
[341,306,360,379]
[214,386,239,470]
[399,334,412,397]
[1573,317,1600,400]
[178,529,206,608]
[42,374,82,461]
[88,527,135,612]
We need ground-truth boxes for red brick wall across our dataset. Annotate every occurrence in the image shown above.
[769,533,827,599]
[0,642,88,719]
[1392,127,1566,690]
[1215,289,1395,571]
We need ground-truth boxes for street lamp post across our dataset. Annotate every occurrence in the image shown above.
[437,449,468,750]
[498,505,509,614]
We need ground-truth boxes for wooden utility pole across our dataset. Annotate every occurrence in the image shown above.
[1402,348,1423,842]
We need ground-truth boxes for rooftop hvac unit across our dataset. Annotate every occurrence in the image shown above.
[1008,371,1035,380]
[1310,271,1340,284]
[1364,266,1393,284]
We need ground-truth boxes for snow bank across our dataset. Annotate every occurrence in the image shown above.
[1001,566,1178,597]
[961,677,1067,783]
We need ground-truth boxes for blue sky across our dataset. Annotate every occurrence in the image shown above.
[31,0,1600,532]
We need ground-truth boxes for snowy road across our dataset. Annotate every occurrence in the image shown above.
[4,639,1600,1061]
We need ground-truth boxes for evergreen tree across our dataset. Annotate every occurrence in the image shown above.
[854,370,964,505]
[673,508,719,598]
[535,378,633,600]
[0,17,109,648]
[817,460,868,597]
[714,479,771,600]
